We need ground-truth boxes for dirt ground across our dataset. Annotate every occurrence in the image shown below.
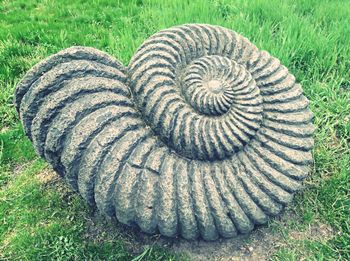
[40,170,335,261]
[84,207,335,261]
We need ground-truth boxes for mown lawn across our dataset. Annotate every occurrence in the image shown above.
[0,0,349,260]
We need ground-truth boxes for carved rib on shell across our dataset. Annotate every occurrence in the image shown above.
[15,24,314,241]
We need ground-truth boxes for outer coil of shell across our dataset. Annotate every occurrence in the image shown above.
[15,24,314,241]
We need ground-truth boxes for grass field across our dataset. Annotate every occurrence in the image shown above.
[0,0,349,260]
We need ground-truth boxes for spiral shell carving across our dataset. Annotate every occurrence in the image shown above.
[15,24,314,241]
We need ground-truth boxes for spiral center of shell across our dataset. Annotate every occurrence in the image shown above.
[182,55,239,116]
[129,53,265,160]
[207,80,223,93]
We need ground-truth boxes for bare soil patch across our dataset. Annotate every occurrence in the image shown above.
[38,169,337,260]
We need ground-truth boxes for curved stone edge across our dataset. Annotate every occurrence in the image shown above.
[14,46,127,113]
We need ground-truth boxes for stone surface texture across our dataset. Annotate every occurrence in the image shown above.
[15,24,314,241]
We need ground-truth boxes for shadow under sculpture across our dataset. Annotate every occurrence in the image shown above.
[14,24,314,241]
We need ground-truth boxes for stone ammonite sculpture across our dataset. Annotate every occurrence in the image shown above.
[14,24,314,241]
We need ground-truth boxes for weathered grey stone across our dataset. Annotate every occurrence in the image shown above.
[14,24,314,241]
